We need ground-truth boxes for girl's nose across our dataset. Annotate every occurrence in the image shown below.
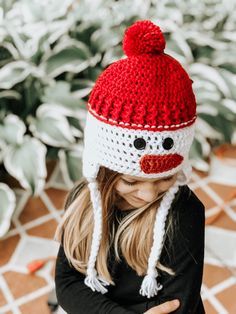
[136,183,158,203]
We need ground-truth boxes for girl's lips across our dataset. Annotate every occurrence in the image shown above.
[132,192,166,203]
[132,196,146,202]
[140,154,183,174]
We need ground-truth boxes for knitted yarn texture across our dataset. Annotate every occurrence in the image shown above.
[82,20,197,298]
[88,21,196,132]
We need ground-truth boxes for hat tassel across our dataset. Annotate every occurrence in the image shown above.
[84,269,110,294]
[139,268,163,298]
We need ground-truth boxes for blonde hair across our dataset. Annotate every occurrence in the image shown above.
[54,166,175,285]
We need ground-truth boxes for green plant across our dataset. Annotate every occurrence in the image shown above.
[1,0,236,237]
[148,0,236,170]
[0,0,147,236]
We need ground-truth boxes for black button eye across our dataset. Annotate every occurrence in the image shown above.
[162,137,174,150]
[133,138,146,150]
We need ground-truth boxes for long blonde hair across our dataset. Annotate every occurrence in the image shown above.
[54,166,176,285]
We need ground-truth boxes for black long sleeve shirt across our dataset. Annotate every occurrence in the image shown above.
[55,185,205,314]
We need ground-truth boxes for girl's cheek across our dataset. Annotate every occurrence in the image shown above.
[120,185,135,193]
[158,181,174,192]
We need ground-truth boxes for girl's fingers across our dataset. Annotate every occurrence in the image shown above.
[159,300,180,313]
[150,299,180,314]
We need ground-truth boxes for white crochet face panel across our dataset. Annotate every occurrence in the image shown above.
[82,112,195,179]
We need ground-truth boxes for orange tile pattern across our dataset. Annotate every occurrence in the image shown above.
[44,188,69,210]
[0,165,235,313]
[26,219,58,239]
[0,289,7,307]
[3,272,47,299]
[216,284,236,313]
[19,294,51,314]
[203,264,232,288]
[19,197,49,224]
[0,235,21,267]
[203,300,219,314]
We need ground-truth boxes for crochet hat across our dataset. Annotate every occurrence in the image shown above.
[82,20,196,298]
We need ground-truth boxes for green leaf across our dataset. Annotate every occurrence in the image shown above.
[91,28,121,52]
[166,35,188,65]
[102,45,124,67]
[187,31,227,50]
[0,42,19,62]
[199,113,235,143]
[34,103,80,120]
[0,90,21,100]
[193,81,221,103]
[71,79,94,98]
[196,116,223,140]
[171,31,194,62]
[0,138,6,163]
[222,99,236,115]
[29,107,75,147]
[190,138,202,160]
[43,41,92,78]
[85,66,103,82]
[198,99,236,121]
[214,101,236,120]
[67,116,84,135]
[0,183,16,238]
[3,136,47,195]
[189,138,209,172]
[0,61,31,89]
[189,63,231,98]
[212,49,236,68]
[218,68,236,99]
[42,81,82,108]
[0,114,26,145]
[59,145,83,186]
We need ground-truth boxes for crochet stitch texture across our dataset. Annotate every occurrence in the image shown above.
[88,20,196,132]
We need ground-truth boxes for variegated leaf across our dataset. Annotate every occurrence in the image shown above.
[43,40,92,78]
[0,183,16,238]
[29,108,75,147]
[0,114,26,145]
[3,136,47,195]
[189,63,232,98]
[58,145,83,187]
[0,61,31,89]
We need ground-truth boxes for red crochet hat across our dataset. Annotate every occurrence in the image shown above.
[88,20,196,132]
[84,21,196,178]
[82,20,197,299]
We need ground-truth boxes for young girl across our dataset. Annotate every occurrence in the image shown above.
[54,20,205,314]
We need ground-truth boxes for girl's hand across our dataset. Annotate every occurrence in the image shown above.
[143,299,180,314]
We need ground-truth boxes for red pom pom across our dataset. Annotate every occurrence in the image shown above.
[123,20,166,57]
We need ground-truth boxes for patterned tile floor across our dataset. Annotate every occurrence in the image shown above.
[0,163,236,314]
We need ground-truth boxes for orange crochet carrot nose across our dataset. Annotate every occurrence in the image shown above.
[27,257,56,274]
[27,260,45,273]
[140,154,183,174]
